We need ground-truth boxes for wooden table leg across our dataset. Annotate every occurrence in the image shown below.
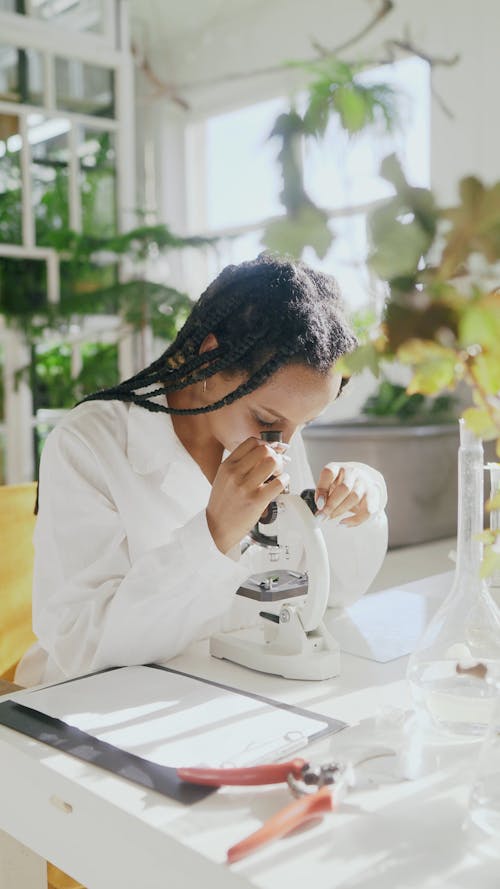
[0,828,47,889]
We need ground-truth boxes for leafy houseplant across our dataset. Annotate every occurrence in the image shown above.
[362,379,456,423]
[337,155,500,569]
[0,131,216,476]
[261,58,399,260]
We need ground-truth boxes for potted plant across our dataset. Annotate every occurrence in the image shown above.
[303,373,462,547]
[325,156,500,563]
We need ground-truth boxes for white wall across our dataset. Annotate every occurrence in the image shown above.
[139,0,500,204]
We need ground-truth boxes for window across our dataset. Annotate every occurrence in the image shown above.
[1,0,107,35]
[0,43,44,106]
[205,96,288,230]
[198,56,430,313]
[0,2,132,482]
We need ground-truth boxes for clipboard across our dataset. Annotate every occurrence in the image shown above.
[0,664,345,805]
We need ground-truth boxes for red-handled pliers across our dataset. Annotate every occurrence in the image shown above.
[177,758,342,864]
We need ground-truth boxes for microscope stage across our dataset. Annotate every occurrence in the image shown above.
[237,570,308,602]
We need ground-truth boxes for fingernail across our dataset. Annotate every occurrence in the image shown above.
[282,454,292,464]
[315,513,328,524]
[316,495,325,510]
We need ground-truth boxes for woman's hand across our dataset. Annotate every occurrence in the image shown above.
[315,463,382,528]
[206,438,289,554]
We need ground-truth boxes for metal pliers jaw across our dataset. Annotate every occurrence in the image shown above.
[287,761,343,797]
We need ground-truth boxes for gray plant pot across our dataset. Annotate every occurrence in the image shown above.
[302,420,460,549]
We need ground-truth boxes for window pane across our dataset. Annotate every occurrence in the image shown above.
[79,127,117,237]
[0,112,22,244]
[203,220,378,314]
[205,97,288,230]
[204,230,264,284]
[29,115,71,246]
[60,259,119,315]
[55,57,114,117]
[30,0,104,33]
[0,256,47,321]
[302,214,383,312]
[79,340,118,395]
[0,43,44,106]
[303,57,430,210]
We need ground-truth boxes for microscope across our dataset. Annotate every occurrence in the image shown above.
[209,432,340,680]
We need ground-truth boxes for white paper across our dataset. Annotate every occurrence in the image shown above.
[331,574,450,663]
[15,666,331,768]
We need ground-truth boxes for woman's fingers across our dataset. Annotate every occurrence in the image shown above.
[315,463,342,510]
[315,462,381,526]
[340,494,370,526]
[238,442,286,487]
[206,438,290,554]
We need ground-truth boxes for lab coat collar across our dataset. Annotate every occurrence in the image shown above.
[126,398,184,476]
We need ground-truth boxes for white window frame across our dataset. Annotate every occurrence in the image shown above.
[0,0,135,482]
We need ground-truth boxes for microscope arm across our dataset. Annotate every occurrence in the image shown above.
[283,495,330,633]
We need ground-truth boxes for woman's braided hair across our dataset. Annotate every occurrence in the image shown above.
[80,253,357,415]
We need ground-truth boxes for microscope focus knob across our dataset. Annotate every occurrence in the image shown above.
[300,489,319,515]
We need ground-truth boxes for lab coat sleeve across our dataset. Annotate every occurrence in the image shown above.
[289,433,388,608]
[32,426,250,678]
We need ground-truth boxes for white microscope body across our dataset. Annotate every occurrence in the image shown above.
[209,490,340,680]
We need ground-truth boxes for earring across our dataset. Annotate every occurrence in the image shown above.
[202,379,207,394]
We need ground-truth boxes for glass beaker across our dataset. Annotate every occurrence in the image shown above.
[407,420,500,736]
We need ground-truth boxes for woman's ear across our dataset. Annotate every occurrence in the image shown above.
[199,333,219,355]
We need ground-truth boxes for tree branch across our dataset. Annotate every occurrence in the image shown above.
[133,0,459,119]
[312,0,394,57]
[131,41,191,111]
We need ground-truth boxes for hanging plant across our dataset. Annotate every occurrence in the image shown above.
[262,57,399,260]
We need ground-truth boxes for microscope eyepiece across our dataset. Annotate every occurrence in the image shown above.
[260,430,282,443]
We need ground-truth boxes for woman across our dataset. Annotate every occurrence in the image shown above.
[16,253,388,685]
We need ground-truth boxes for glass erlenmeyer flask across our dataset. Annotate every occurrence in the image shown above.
[407,420,500,736]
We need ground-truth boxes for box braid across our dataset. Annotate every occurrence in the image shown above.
[79,252,357,417]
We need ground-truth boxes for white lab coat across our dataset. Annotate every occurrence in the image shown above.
[16,397,388,686]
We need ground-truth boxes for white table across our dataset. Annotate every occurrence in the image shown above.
[0,573,498,889]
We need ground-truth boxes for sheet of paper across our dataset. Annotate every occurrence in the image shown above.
[14,666,334,768]
[332,573,451,663]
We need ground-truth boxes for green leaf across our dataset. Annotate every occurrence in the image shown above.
[332,86,370,133]
[486,491,500,511]
[397,339,457,365]
[406,359,457,396]
[440,177,500,277]
[396,340,458,395]
[369,196,436,281]
[462,407,500,439]
[470,353,500,396]
[480,543,500,579]
[262,204,333,260]
[342,343,382,377]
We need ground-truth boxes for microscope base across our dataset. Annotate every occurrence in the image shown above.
[209,622,340,681]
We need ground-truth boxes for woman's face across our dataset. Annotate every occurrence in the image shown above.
[203,362,343,453]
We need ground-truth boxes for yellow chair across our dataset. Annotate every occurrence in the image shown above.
[0,482,37,682]
[0,483,83,889]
